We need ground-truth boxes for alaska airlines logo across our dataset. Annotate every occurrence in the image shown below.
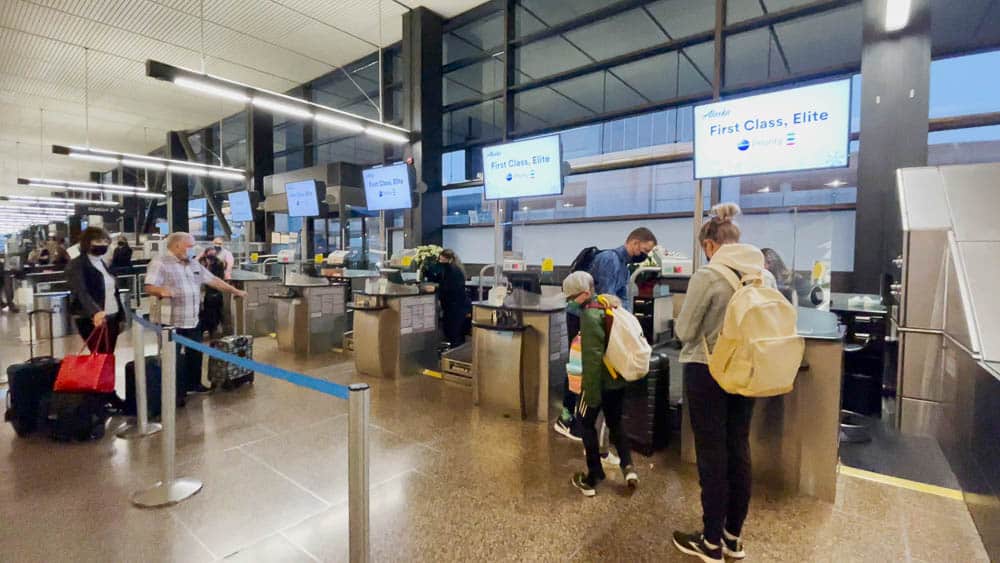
[737,139,750,151]
[486,150,502,158]
[702,109,731,119]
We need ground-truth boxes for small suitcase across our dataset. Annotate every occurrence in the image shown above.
[621,352,671,456]
[208,335,254,390]
[48,391,112,442]
[4,310,60,437]
[125,356,162,419]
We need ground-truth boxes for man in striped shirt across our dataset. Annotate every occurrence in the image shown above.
[145,232,246,396]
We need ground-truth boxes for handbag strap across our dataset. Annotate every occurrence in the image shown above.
[80,322,110,354]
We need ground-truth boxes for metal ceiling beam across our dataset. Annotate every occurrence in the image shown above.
[176,132,232,238]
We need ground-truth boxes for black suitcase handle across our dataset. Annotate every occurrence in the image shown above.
[27,308,56,359]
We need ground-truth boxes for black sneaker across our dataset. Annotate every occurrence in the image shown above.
[571,472,602,497]
[722,531,745,559]
[672,531,722,562]
[188,385,213,395]
[553,418,582,442]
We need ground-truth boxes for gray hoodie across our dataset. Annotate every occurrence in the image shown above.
[675,244,775,364]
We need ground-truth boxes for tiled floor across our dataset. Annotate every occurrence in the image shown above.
[0,312,990,562]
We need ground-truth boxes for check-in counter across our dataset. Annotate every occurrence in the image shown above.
[227,270,283,336]
[680,307,844,501]
[470,298,568,421]
[269,277,349,356]
[351,290,439,378]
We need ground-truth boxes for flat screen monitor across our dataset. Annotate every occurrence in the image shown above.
[362,162,414,211]
[285,180,321,218]
[481,135,563,200]
[228,191,254,222]
[693,79,851,179]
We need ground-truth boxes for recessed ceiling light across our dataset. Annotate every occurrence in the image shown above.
[824,179,847,188]
[758,186,771,193]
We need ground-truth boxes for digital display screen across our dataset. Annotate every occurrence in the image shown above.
[285,180,320,218]
[481,135,563,200]
[693,79,851,179]
[362,163,414,211]
[228,191,254,222]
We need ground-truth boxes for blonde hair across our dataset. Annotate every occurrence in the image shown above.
[698,203,742,245]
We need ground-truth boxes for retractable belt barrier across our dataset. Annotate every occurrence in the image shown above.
[125,308,371,562]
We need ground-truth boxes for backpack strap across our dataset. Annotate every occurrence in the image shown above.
[706,263,765,290]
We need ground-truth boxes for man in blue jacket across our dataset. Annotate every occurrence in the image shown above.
[590,227,658,312]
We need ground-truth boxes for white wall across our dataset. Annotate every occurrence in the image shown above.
[443,210,856,271]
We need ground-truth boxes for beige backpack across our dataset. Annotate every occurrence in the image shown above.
[703,265,804,397]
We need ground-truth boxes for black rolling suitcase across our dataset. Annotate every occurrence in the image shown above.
[48,392,112,442]
[4,310,60,437]
[621,352,671,456]
[124,356,163,419]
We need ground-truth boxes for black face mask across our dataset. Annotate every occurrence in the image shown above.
[90,245,109,256]
[631,252,648,264]
[213,245,222,252]
[118,241,127,247]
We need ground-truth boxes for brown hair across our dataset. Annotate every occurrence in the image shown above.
[78,226,110,253]
[439,248,463,272]
[626,227,657,245]
[698,203,741,245]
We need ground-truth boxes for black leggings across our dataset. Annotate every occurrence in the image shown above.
[577,387,632,479]
[684,362,755,544]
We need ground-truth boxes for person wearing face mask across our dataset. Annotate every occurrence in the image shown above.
[110,235,133,272]
[588,227,658,313]
[423,249,470,347]
[145,232,246,396]
[67,227,126,358]
[197,237,234,280]
[672,203,775,563]
[561,271,638,497]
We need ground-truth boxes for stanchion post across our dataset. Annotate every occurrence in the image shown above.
[348,383,371,563]
[117,312,162,439]
[131,326,203,508]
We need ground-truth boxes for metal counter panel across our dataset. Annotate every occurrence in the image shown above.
[902,230,948,330]
[941,163,1000,242]
[900,332,945,402]
[956,241,1000,362]
[472,327,524,418]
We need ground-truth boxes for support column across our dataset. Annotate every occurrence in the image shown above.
[402,7,444,247]
[166,131,190,234]
[247,106,274,243]
[854,0,931,294]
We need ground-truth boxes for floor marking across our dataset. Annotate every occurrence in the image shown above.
[838,464,965,500]
[421,369,443,379]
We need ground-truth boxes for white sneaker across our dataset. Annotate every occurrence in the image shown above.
[600,451,620,467]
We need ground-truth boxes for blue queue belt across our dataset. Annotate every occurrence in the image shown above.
[171,333,351,401]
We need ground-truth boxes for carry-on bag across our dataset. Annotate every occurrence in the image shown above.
[48,392,111,442]
[53,325,116,393]
[125,356,162,419]
[4,310,60,437]
[208,297,254,390]
[621,352,671,456]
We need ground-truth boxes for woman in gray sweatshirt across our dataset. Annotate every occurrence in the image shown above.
[672,203,772,563]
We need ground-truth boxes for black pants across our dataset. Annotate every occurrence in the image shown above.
[441,306,467,346]
[684,362,755,544]
[175,327,203,393]
[562,311,581,417]
[577,387,632,479]
[75,313,122,354]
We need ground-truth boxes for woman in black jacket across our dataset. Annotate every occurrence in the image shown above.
[66,227,125,354]
[425,249,471,347]
[110,236,133,272]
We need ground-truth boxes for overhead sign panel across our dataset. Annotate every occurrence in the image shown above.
[482,135,563,200]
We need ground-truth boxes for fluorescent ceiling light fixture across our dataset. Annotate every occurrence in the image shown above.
[885,0,911,32]
[364,127,410,144]
[7,195,120,207]
[174,76,250,103]
[758,186,771,193]
[315,113,365,132]
[18,178,166,199]
[146,59,411,142]
[252,97,313,119]
[168,164,211,176]
[824,179,847,188]
[53,145,246,180]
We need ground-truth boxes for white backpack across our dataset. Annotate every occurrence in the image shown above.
[598,297,652,382]
[703,265,804,397]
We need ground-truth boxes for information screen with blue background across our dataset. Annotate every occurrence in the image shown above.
[694,79,851,179]
[362,163,413,211]
[285,180,320,218]
[482,135,563,200]
[228,191,254,222]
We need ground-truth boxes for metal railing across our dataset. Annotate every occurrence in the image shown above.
[121,304,371,562]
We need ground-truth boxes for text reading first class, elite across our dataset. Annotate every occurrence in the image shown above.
[489,154,553,170]
[708,110,831,136]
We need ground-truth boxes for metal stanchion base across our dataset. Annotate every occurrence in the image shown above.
[131,478,203,508]
[115,421,163,440]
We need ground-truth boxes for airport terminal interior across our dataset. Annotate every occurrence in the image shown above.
[0,0,998,561]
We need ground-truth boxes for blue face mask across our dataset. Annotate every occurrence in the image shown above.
[186,247,196,260]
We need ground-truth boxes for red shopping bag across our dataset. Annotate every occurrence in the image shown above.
[54,325,116,393]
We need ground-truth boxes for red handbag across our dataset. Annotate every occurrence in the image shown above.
[54,325,116,393]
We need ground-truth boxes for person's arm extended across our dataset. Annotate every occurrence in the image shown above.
[590,251,617,295]
[206,273,246,297]
[675,269,713,345]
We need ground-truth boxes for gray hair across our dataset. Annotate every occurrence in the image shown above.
[165,232,194,249]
